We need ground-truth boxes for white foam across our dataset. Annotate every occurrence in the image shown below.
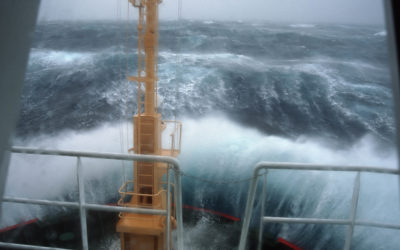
[374,30,387,36]
[29,49,95,67]
[290,24,316,28]
[159,51,265,71]
[2,123,131,227]
[180,116,396,170]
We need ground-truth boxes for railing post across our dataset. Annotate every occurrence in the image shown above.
[257,170,268,250]
[239,167,262,250]
[77,157,89,250]
[344,171,361,250]
[166,166,171,250]
[174,169,184,250]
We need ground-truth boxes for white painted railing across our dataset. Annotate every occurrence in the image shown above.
[238,162,400,250]
[1,146,184,250]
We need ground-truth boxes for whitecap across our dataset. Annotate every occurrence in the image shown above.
[290,24,315,28]
[374,30,387,36]
[29,49,95,67]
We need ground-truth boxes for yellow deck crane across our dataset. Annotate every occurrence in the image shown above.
[116,0,182,249]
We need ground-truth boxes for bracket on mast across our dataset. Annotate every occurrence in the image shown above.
[127,76,158,83]
[129,0,144,7]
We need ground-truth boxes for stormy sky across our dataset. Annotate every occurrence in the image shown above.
[38,0,385,25]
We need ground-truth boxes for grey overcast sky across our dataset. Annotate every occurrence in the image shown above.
[38,0,385,25]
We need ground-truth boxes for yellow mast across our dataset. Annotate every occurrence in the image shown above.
[116,0,181,249]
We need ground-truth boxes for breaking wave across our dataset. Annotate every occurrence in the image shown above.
[4,116,399,249]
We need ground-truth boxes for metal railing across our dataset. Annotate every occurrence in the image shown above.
[238,162,400,250]
[1,146,184,250]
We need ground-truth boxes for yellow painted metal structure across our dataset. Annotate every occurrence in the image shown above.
[116,0,182,249]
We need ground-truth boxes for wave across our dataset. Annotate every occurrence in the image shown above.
[19,45,394,147]
[3,123,130,228]
[29,49,96,67]
[180,116,399,249]
[4,116,399,249]
[289,24,316,28]
[374,30,387,36]
[203,20,214,25]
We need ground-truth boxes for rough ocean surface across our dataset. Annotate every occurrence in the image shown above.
[6,20,400,250]
[19,20,394,146]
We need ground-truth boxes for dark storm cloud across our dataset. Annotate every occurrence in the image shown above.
[38,0,384,24]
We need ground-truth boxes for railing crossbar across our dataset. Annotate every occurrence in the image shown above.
[3,196,167,215]
[3,196,79,208]
[263,216,350,225]
[10,147,180,168]
[255,162,399,175]
[0,242,73,250]
[262,216,400,230]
